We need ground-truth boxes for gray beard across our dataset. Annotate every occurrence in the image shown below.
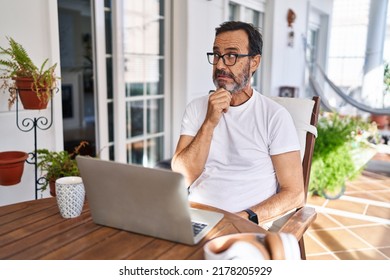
[214,75,249,94]
[213,64,251,94]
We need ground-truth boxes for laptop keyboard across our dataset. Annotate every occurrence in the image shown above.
[192,221,207,236]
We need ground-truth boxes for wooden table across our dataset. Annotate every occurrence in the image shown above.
[0,198,266,259]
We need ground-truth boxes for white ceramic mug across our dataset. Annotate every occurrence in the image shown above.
[55,176,85,218]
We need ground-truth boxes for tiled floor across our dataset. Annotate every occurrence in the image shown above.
[305,151,390,260]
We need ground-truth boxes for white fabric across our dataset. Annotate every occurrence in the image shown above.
[204,240,267,260]
[268,97,316,161]
[203,232,300,260]
[279,232,301,260]
[180,90,301,212]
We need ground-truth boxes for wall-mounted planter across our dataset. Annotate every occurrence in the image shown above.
[0,151,28,186]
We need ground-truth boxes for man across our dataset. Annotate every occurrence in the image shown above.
[171,21,304,227]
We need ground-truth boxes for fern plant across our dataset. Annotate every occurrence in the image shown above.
[0,36,58,109]
[37,141,88,192]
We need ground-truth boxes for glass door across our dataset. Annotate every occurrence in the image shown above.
[121,0,167,167]
[59,0,170,165]
[58,0,97,157]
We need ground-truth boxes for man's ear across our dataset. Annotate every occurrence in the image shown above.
[250,55,261,73]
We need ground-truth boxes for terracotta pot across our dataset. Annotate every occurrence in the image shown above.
[14,77,50,110]
[370,114,389,129]
[0,151,28,186]
[49,179,56,197]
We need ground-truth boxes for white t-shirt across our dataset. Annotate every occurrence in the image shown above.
[180,90,300,212]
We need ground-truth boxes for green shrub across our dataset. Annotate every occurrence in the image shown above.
[309,113,372,197]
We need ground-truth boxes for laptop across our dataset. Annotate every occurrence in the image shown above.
[76,156,224,245]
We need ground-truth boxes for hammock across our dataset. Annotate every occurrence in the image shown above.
[308,74,336,112]
[315,65,390,115]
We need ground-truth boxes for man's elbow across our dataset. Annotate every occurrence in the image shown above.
[295,189,305,208]
[171,155,179,173]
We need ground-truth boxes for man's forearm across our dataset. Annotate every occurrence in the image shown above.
[172,122,215,185]
[237,188,304,225]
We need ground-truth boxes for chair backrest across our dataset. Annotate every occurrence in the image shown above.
[269,96,320,201]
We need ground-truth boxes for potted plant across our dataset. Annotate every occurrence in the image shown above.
[0,151,28,186]
[309,113,378,199]
[37,141,88,196]
[0,36,59,110]
[370,61,390,129]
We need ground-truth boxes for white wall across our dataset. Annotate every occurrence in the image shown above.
[187,0,224,100]
[269,0,307,97]
[0,0,62,206]
[265,0,333,98]
[171,0,225,151]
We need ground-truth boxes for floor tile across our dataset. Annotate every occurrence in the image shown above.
[344,181,387,191]
[372,153,390,162]
[305,154,390,260]
[325,199,367,215]
[334,249,388,260]
[378,247,390,258]
[329,214,375,227]
[303,234,328,255]
[306,253,338,260]
[307,195,327,206]
[308,213,341,230]
[346,191,390,202]
[309,229,370,252]
[344,185,363,192]
[361,171,390,181]
[368,191,390,202]
[366,205,390,219]
[350,225,390,247]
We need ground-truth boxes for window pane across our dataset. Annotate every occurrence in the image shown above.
[109,144,114,161]
[147,98,164,134]
[106,56,113,99]
[124,6,143,54]
[127,140,144,165]
[146,58,163,95]
[245,8,259,27]
[229,3,238,21]
[126,82,143,97]
[144,19,160,55]
[124,1,163,55]
[108,102,114,142]
[125,56,145,95]
[122,0,165,166]
[126,101,144,137]
[146,136,164,167]
[147,82,158,96]
[105,9,112,54]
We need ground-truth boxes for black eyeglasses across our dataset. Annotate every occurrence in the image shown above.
[207,52,253,66]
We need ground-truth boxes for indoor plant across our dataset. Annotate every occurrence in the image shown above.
[0,36,59,110]
[37,141,88,196]
[309,113,377,199]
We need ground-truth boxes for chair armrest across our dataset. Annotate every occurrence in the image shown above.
[277,207,317,240]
